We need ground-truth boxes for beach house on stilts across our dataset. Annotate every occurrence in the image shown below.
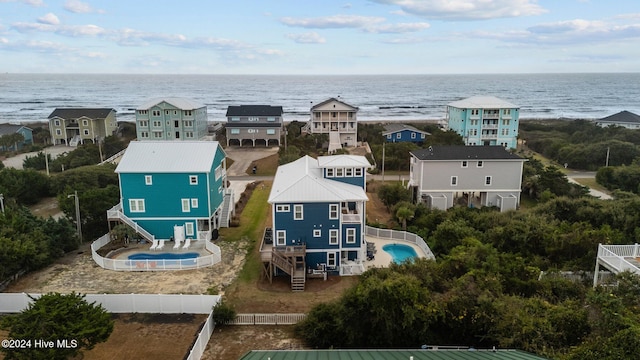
[261,154,372,291]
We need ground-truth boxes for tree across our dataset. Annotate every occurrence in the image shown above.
[395,205,415,230]
[0,292,113,360]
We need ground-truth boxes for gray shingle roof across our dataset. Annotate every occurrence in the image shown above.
[597,110,640,124]
[48,108,115,119]
[382,123,431,136]
[0,124,31,136]
[225,105,283,117]
[411,146,523,161]
[311,97,358,110]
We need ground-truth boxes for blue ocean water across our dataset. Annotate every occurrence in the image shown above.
[1,73,640,124]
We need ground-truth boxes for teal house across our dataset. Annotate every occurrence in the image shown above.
[0,124,33,151]
[108,141,232,244]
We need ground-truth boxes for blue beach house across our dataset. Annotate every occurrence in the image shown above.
[446,96,519,148]
[0,124,33,151]
[262,154,372,291]
[107,141,233,246]
[382,123,431,143]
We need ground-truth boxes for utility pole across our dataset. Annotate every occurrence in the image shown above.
[44,148,49,176]
[381,142,385,183]
[68,191,82,245]
[0,193,4,214]
[606,147,610,167]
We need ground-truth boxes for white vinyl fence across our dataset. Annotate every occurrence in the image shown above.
[364,225,436,260]
[91,234,222,271]
[230,313,307,325]
[0,293,220,314]
[186,311,216,360]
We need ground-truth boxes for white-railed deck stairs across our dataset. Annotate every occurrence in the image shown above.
[106,204,155,243]
[219,190,234,228]
[69,135,81,147]
[328,131,342,154]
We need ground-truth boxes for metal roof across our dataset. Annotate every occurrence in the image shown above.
[48,108,115,119]
[411,146,524,161]
[239,349,549,360]
[317,155,373,168]
[447,96,518,109]
[597,110,640,124]
[268,155,368,204]
[382,123,431,136]
[226,105,284,117]
[136,97,205,111]
[115,141,221,173]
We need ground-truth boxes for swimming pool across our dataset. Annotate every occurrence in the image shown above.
[382,244,418,263]
[128,252,199,260]
[127,252,199,267]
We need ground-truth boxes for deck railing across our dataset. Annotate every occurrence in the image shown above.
[106,203,155,242]
[91,234,222,271]
[596,244,640,275]
[230,313,307,325]
[364,225,436,260]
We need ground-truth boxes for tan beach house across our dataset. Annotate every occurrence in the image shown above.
[48,108,118,146]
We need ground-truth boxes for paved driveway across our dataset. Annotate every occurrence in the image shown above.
[1,145,72,170]
[224,147,278,176]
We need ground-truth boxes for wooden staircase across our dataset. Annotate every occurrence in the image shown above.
[270,245,306,291]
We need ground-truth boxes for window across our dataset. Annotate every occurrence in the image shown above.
[138,110,148,115]
[184,120,193,127]
[267,117,276,122]
[189,175,198,185]
[470,119,478,125]
[326,168,334,177]
[329,204,339,219]
[336,168,343,177]
[54,120,60,126]
[55,129,62,135]
[248,117,258,122]
[386,134,391,139]
[313,229,321,238]
[477,161,483,168]
[345,168,353,177]
[182,199,190,212]
[83,129,89,135]
[140,131,149,138]
[191,198,198,208]
[451,176,458,186]
[185,131,194,138]
[82,120,88,126]
[276,204,290,212]
[502,119,510,126]
[329,229,339,245]
[461,161,468,168]
[166,110,170,115]
[215,165,223,180]
[152,110,160,117]
[327,252,337,267]
[355,168,362,176]
[247,129,258,134]
[411,132,416,139]
[230,117,240,122]
[276,230,286,246]
[145,175,152,185]
[153,120,162,127]
[184,110,192,116]
[294,204,303,220]
[230,128,240,135]
[396,133,401,139]
[139,120,148,127]
[485,176,492,185]
[266,129,276,135]
[504,109,511,115]
[129,199,145,213]
[185,222,194,236]
[346,228,356,244]
[332,112,337,118]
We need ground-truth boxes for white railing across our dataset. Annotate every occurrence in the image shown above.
[0,293,220,314]
[230,313,307,325]
[99,148,126,166]
[340,261,365,276]
[106,203,155,242]
[341,213,362,223]
[91,234,222,271]
[364,225,436,260]
[596,244,640,275]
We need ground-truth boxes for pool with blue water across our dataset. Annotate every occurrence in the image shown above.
[382,244,418,263]
[127,252,199,266]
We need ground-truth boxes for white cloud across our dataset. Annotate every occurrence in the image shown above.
[64,0,104,14]
[369,0,547,20]
[286,32,326,44]
[37,13,60,25]
[0,0,44,6]
[0,37,9,44]
[365,22,430,33]
[280,15,386,29]
[12,21,107,37]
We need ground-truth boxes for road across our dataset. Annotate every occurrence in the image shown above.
[1,145,72,170]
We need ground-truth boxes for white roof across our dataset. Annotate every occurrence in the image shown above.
[268,155,368,203]
[116,141,221,173]
[317,155,372,168]
[137,97,205,110]
[447,96,518,109]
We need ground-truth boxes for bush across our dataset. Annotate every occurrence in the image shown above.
[211,300,236,325]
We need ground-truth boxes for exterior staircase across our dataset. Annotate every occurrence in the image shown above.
[69,135,81,147]
[106,203,155,243]
[271,245,306,291]
[219,189,234,228]
[328,131,341,154]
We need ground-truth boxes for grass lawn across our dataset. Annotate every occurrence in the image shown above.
[572,177,610,193]
[250,152,279,176]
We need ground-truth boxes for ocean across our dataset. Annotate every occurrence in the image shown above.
[1,73,640,124]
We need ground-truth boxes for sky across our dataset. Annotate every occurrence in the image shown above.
[0,0,639,74]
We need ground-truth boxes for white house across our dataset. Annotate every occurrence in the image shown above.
[594,111,640,129]
[303,98,358,153]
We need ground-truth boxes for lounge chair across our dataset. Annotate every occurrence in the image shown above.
[156,240,165,251]
[173,239,181,249]
[183,238,191,249]
[150,239,158,250]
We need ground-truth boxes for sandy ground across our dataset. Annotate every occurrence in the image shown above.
[1,145,71,170]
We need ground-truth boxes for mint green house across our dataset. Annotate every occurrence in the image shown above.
[107,141,233,244]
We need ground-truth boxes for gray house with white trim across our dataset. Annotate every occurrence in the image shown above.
[225,105,283,147]
[408,146,526,212]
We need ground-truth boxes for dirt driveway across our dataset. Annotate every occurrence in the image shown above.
[225,147,279,176]
[1,145,71,169]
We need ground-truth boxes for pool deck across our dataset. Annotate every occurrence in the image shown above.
[363,236,427,270]
[110,240,212,260]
